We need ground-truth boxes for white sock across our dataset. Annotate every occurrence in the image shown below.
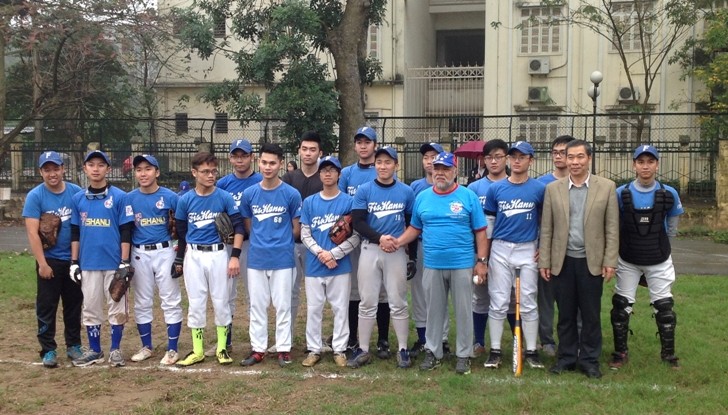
[391,318,409,351]
[358,318,376,352]
[488,317,505,350]
[522,319,539,351]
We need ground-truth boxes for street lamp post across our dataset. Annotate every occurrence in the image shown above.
[587,70,603,174]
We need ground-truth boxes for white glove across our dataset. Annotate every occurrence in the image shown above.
[70,261,81,285]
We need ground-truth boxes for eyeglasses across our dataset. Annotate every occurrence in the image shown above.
[508,155,531,162]
[484,155,506,162]
[319,167,338,174]
[195,169,219,176]
[85,188,109,200]
[230,155,249,161]
[551,150,566,157]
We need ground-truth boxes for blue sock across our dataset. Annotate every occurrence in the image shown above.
[507,313,516,335]
[226,323,232,348]
[111,324,124,350]
[473,312,487,345]
[87,325,102,353]
[167,322,182,352]
[416,327,426,344]
[137,322,152,349]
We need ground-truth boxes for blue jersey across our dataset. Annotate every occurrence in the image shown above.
[467,176,505,212]
[300,192,354,277]
[127,187,179,245]
[339,163,376,196]
[71,186,134,270]
[616,181,684,228]
[537,173,558,185]
[241,182,302,270]
[410,177,433,197]
[484,178,545,243]
[411,185,486,270]
[22,181,82,261]
[217,172,263,214]
[353,180,414,238]
[175,187,238,245]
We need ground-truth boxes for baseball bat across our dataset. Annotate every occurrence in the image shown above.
[513,266,523,377]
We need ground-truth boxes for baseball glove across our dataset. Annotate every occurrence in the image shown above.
[406,260,417,280]
[215,212,234,244]
[38,212,62,249]
[109,262,135,302]
[328,214,353,246]
[168,209,178,240]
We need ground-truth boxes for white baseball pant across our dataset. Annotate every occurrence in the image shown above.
[247,267,295,353]
[131,245,182,325]
[615,256,676,305]
[304,273,351,354]
[81,270,129,326]
[183,248,231,328]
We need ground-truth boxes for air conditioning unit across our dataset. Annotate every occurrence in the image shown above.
[618,86,640,102]
[528,57,550,75]
[527,86,549,103]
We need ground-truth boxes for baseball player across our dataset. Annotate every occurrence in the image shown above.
[239,143,302,367]
[23,151,84,368]
[408,142,450,357]
[126,154,183,365]
[338,126,392,359]
[483,141,546,370]
[347,146,414,369]
[610,145,684,369]
[300,156,361,367]
[397,151,488,374]
[280,131,324,354]
[69,150,135,367]
[174,151,244,367]
[208,139,262,357]
[536,135,575,358]
[178,181,191,196]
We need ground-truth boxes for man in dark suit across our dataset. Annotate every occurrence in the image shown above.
[538,139,619,379]
[466,155,487,185]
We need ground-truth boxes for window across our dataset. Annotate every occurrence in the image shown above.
[367,25,380,59]
[611,1,653,52]
[517,115,559,148]
[520,6,562,54]
[436,30,485,67]
[215,112,228,134]
[449,116,481,141]
[175,113,188,135]
[607,115,650,151]
[213,16,226,38]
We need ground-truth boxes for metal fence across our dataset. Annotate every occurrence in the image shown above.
[1,113,724,201]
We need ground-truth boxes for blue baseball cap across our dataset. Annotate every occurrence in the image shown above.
[230,139,253,154]
[179,180,191,192]
[375,146,398,161]
[508,141,535,157]
[318,155,342,172]
[132,154,159,169]
[420,142,445,155]
[432,151,457,167]
[38,151,64,167]
[633,144,659,160]
[84,150,111,165]
[354,126,377,142]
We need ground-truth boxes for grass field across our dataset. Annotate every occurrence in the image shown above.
[1,251,727,415]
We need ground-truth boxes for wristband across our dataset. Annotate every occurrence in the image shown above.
[231,248,242,258]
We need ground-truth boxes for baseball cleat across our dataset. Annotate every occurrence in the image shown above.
[409,340,426,359]
[176,352,205,367]
[419,350,441,371]
[455,357,471,375]
[108,349,126,367]
[217,349,233,365]
[376,340,391,360]
[131,346,153,362]
[662,354,679,369]
[541,343,557,358]
[525,350,545,369]
[608,352,628,370]
[484,349,502,369]
[333,353,347,367]
[396,348,411,369]
[42,350,58,368]
[160,350,179,366]
[205,344,232,357]
[240,351,265,367]
[66,345,86,361]
[471,343,485,358]
[72,350,105,367]
[346,348,372,369]
[278,352,292,367]
[302,352,321,367]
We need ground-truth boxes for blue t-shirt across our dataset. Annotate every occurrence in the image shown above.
[411,185,486,270]
[175,187,238,245]
[484,178,545,243]
[300,192,354,277]
[339,163,376,196]
[241,182,302,270]
[127,187,179,245]
[22,181,83,261]
[217,172,263,214]
[467,176,505,212]
[353,180,414,238]
[537,173,558,185]
[410,177,433,197]
[616,181,684,228]
[71,186,134,270]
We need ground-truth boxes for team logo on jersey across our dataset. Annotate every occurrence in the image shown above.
[478,196,487,209]
[83,217,111,227]
[48,206,72,222]
[80,212,87,223]
[188,210,218,228]
[251,204,286,221]
[156,196,165,209]
[311,213,339,232]
[449,201,464,214]
[230,191,243,208]
[346,186,357,197]
[367,201,405,219]
[499,199,536,217]
[125,205,133,216]
[104,196,114,209]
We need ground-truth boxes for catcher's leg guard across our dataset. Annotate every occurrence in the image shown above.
[610,294,632,354]
[653,297,678,363]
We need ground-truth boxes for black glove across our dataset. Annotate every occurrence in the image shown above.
[406,260,417,280]
[69,260,82,285]
[171,257,184,279]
